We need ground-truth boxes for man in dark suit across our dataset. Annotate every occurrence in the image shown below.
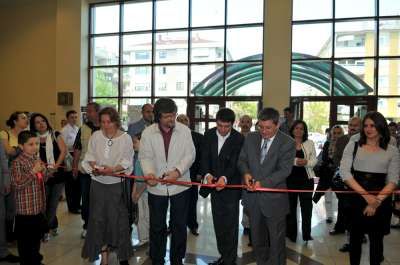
[238,108,295,265]
[200,108,244,265]
[176,114,204,236]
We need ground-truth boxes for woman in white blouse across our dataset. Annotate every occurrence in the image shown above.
[81,107,134,265]
[286,120,317,242]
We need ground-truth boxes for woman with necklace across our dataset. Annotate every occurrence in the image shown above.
[82,107,134,265]
[340,111,399,265]
[30,113,67,241]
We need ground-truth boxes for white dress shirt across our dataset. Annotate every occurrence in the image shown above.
[216,130,231,155]
[61,123,79,153]
[260,134,276,154]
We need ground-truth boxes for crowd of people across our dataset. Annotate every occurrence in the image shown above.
[0,98,399,265]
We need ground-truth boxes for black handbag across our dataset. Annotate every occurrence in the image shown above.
[331,142,358,192]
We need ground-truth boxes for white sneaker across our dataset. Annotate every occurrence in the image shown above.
[81,229,87,239]
[42,233,50,243]
[50,228,59,236]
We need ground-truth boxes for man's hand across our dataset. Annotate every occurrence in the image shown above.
[243,173,253,189]
[162,169,181,185]
[146,173,158,187]
[206,174,214,184]
[97,166,114,176]
[215,177,226,191]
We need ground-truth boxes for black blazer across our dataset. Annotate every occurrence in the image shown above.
[190,131,204,182]
[199,127,244,199]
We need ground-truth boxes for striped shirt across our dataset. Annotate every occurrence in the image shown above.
[11,152,46,215]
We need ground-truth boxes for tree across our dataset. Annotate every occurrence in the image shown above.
[303,102,329,134]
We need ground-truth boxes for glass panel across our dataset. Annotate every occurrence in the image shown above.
[191,29,224,62]
[335,0,375,18]
[92,4,120,34]
[333,59,375,96]
[378,98,400,122]
[303,101,330,154]
[155,31,188,63]
[121,98,152,129]
[123,1,152,32]
[379,20,400,57]
[93,98,118,110]
[92,68,119,97]
[191,64,224,96]
[293,0,332,21]
[226,63,262,96]
[209,121,217,129]
[380,0,400,16]
[122,34,152,65]
[208,104,220,119]
[354,105,368,119]
[335,20,375,58]
[227,0,263,25]
[379,59,400,95]
[172,98,187,115]
[337,105,351,122]
[155,65,188,96]
[292,23,332,58]
[291,61,331,96]
[92,36,119,66]
[122,67,152,97]
[226,27,263,61]
[192,0,224,27]
[226,101,258,131]
[195,104,206,119]
[155,0,188,29]
[194,121,206,134]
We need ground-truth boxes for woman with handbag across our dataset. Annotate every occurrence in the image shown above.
[340,111,399,265]
[313,125,344,223]
[286,120,317,242]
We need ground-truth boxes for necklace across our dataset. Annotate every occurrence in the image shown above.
[105,130,118,147]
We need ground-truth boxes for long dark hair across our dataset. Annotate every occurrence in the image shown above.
[30,113,53,134]
[289,120,308,142]
[359,111,390,150]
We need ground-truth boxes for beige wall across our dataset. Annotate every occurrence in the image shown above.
[0,0,292,131]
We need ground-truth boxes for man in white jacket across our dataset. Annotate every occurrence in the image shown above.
[139,98,195,265]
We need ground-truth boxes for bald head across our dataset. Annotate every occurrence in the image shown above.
[348,116,361,136]
[176,114,190,127]
[239,115,253,135]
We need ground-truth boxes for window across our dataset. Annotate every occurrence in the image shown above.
[291,0,400,97]
[89,0,264,123]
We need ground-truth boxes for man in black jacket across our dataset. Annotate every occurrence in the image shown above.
[176,114,204,236]
[200,108,244,265]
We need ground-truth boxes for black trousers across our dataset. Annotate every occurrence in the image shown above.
[186,185,199,230]
[211,191,240,265]
[286,179,313,241]
[65,171,82,212]
[350,224,384,265]
[15,215,43,265]
[148,189,190,265]
[79,173,91,230]
[333,193,350,232]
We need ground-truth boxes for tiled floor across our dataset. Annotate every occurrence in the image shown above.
[3,195,400,265]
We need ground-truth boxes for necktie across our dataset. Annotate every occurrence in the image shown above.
[260,138,269,164]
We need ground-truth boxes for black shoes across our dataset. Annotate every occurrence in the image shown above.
[243,227,250,235]
[0,254,20,263]
[329,229,345,235]
[208,257,224,265]
[339,243,350,252]
[190,228,199,236]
